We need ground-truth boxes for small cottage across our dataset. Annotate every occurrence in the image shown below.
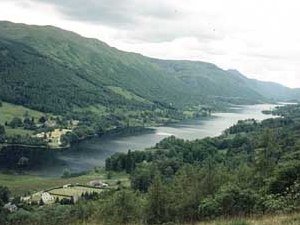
[88,180,108,188]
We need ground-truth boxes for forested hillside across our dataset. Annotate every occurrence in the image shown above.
[0,21,299,115]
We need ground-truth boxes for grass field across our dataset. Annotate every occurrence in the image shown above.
[49,186,103,197]
[0,102,44,125]
[28,186,104,202]
[5,127,35,136]
[0,170,129,196]
[0,101,45,136]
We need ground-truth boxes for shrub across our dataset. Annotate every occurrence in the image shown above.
[229,219,250,225]
[215,185,257,216]
[198,197,220,219]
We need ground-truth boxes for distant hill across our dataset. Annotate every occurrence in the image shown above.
[227,69,300,102]
[0,21,298,113]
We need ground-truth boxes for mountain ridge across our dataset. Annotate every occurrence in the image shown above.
[0,21,298,114]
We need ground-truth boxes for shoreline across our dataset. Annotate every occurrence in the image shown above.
[1,103,279,151]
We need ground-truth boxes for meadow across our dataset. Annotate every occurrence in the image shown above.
[0,170,129,196]
[49,186,103,197]
[0,101,45,136]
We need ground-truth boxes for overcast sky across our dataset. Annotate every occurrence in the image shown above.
[0,0,299,88]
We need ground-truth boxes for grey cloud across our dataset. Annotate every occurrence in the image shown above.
[26,0,224,43]
[125,21,225,43]
[30,0,180,28]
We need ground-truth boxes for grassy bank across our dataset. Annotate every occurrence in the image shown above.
[79,212,300,225]
[196,213,300,225]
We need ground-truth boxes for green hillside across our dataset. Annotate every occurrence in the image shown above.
[152,60,265,103]
[0,21,189,113]
[227,69,300,101]
[0,21,298,115]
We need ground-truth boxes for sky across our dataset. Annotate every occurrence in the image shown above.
[0,0,300,88]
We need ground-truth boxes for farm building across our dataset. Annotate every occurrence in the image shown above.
[88,180,108,188]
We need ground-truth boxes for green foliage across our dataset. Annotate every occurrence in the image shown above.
[100,190,143,225]
[269,162,300,194]
[131,164,156,193]
[229,219,250,225]
[214,185,257,216]
[0,124,5,142]
[9,117,23,128]
[61,168,72,178]
[0,186,10,206]
[198,197,220,219]
[146,175,169,224]
[103,104,300,224]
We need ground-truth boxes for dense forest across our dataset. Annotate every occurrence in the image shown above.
[1,104,300,225]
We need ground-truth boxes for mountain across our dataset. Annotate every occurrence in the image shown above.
[152,60,264,103]
[227,69,300,102]
[0,21,298,114]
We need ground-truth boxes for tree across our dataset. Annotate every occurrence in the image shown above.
[146,174,169,224]
[62,168,71,178]
[125,150,135,173]
[0,186,10,206]
[9,117,23,128]
[38,116,47,124]
[215,185,257,216]
[256,129,280,179]
[17,157,29,169]
[0,124,5,143]
[131,164,155,193]
[169,165,205,222]
[101,190,142,225]
[23,117,35,130]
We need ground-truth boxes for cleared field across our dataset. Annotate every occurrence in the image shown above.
[0,102,44,124]
[49,186,103,197]
[0,170,129,196]
[0,101,45,136]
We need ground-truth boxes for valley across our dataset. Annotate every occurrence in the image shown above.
[0,21,300,225]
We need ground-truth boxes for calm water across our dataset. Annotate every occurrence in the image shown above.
[38,104,277,176]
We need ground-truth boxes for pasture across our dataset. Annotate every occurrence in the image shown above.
[49,186,103,197]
